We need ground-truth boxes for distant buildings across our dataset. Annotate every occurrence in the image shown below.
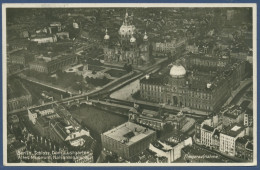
[7,79,32,112]
[56,32,70,40]
[101,122,156,160]
[153,39,187,57]
[7,38,34,52]
[103,11,152,66]
[31,35,57,44]
[8,49,34,66]
[49,22,62,33]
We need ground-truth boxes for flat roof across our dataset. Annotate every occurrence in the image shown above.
[103,122,155,146]
[231,125,241,132]
[221,124,245,137]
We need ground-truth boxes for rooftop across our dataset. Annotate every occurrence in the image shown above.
[202,124,214,132]
[140,76,168,85]
[236,136,249,145]
[142,109,159,118]
[221,105,243,119]
[221,124,245,137]
[103,122,155,146]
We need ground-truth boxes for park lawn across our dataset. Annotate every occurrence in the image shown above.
[71,106,127,134]
[85,76,112,87]
[105,69,127,78]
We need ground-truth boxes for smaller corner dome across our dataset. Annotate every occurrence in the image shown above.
[104,29,110,40]
[104,34,110,40]
[143,32,148,41]
[130,35,136,43]
[170,64,186,78]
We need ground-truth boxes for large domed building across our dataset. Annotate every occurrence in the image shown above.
[140,58,246,113]
[103,10,152,66]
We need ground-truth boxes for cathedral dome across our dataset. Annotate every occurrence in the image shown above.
[119,24,136,37]
[119,11,136,37]
[170,64,186,78]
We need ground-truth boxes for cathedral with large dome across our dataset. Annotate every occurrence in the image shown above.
[103,11,152,66]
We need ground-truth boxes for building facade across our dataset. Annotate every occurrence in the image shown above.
[200,124,214,147]
[219,124,245,156]
[140,56,246,112]
[101,122,156,160]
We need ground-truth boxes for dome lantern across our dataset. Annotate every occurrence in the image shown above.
[130,32,136,43]
[143,31,148,41]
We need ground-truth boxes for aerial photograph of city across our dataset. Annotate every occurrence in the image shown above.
[3,4,256,165]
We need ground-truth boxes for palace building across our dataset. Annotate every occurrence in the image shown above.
[103,11,152,66]
[140,55,246,112]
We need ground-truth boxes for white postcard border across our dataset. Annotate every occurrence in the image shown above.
[2,3,257,167]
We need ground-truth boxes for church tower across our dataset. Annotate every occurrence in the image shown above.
[140,31,151,64]
[103,28,113,62]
